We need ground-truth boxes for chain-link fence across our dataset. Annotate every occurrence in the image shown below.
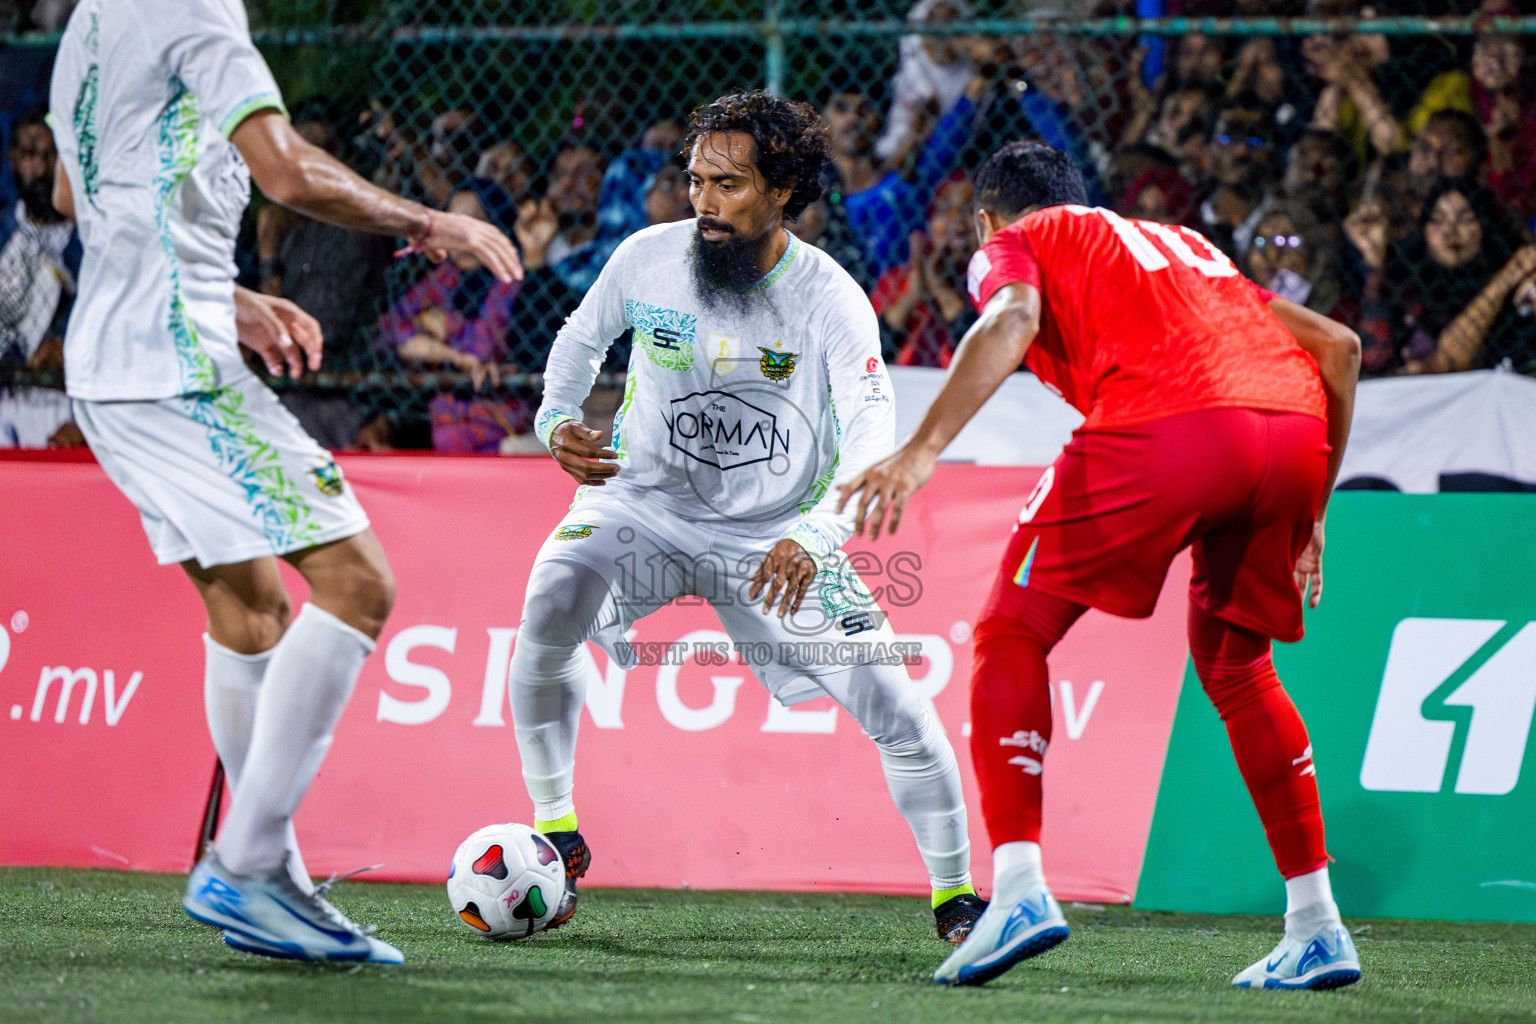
[4,3,1535,451]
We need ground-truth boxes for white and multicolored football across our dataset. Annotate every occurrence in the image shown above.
[446,823,566,939]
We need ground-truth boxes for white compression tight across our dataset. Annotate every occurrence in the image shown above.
[510,559,972,890]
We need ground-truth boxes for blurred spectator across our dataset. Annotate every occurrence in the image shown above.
[1281,128,1357,225]
[791,195,875,291]
[595,119,683,250]
[1352,179,1527,374]
[514,143,608,294]
[475,139,536,202]
[1195,94,1280,255]
[826,72,981,278]
[1406,109,1487,206]
[869,175,976,367]
[1243,199,1348,318]
[1120,162,1195,224]
[354,96,424,201]
[376,181,528,453]
[1470,10,1536,221]
[417,107,483,209]
[1124,78,1221,181]
[0,107,79,448]
[1304,0,1472,163]
[877,0,976,163]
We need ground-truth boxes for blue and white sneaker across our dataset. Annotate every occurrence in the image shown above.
[183,851,403,964]
[1232,923,1361,990]
[932,886,1070,986]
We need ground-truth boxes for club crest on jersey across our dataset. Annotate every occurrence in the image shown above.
[555,524,597,541]
[758,347,797,381]
[309,461,345,497]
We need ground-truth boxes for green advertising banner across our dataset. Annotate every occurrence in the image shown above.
[1136,493,1536,924]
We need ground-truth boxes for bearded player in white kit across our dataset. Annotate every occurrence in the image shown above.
[513,92,983,942]
[48,0,518,963]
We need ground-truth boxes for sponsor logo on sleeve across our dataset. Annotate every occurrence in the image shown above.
[626,300,698,372]
[967,249,993,306]
[555,524,598,541]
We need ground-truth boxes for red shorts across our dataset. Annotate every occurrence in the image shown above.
[980,408,1329,643]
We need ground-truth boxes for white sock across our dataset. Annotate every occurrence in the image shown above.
[1284,867,1342,940]
[822,661,971,891]
[216,604,373,878]
[991,841,1046,903]
[203,636,314,892]
[510,635,588,822]
[874,708,971,891]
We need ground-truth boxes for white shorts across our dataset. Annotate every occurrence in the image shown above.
[531,490,905,706]
[73,376,370,568]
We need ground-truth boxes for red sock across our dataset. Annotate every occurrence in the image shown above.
[1188,601,1328,878]
[969,591,1085,847]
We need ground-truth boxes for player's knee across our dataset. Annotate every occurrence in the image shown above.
[204,587,291,654]
[519,561,607,647]
[1195,650,1282,719]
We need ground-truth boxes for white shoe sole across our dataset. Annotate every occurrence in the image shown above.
[1235,959,1362,990]
[936,919,1071,987]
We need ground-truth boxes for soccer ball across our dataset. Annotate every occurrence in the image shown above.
[447,823,566,939]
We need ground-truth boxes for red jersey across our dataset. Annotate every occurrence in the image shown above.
[966,205,1326,430]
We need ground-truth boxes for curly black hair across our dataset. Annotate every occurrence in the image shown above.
[683,92,832,221]
[974,141,1088,219]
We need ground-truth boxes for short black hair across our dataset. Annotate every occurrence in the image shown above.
[1423,108,1489,168]
[973,141,1088,218]
[683,91,832,220]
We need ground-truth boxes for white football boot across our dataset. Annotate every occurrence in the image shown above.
[184,850,403,964]
[932,885,1070,986]
[1232,922,1361,990]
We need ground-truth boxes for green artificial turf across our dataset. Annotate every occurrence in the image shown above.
[3,867,1535,1024]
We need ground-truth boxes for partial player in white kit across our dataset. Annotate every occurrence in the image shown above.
[513,92,984,942]
[48,0,518,963]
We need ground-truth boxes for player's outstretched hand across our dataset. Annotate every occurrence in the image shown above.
[422,211,525,284]
[1294,519,1325,609]
[550,419,621,486]
[234,287,322,378]
[836,445,937,540]
[749,539,817,619]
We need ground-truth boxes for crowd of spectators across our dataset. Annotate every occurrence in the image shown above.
[2,0,1533,452]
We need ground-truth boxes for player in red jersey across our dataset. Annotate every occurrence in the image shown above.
[838,142,1362,990]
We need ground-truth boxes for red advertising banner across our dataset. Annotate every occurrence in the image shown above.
[0,456,1188,902]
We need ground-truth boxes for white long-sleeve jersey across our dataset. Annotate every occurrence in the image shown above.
[535,220,895,562]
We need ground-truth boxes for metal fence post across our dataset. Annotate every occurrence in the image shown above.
[764,0,785,96]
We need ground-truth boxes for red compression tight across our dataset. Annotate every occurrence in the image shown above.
[968,590,1086,847]
[969,588,1328,878]
[1187,602,1328,878]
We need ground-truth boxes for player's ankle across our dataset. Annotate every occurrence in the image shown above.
[1282,866,1340,939]
[535,811,579,834]
[991,841,1046,901]
[931,881,977,909]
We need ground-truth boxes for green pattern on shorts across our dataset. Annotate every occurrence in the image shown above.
[184,386,323,553]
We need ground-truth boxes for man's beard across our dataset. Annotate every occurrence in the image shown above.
[19,177,63,225]
[689,219,780,317]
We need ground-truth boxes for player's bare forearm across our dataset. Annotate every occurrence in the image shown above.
[1267,297,1360,519]
[233,111,427,238]
[907,282,1040,458]
[837,283,1039,538]
[51,159,74,221]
